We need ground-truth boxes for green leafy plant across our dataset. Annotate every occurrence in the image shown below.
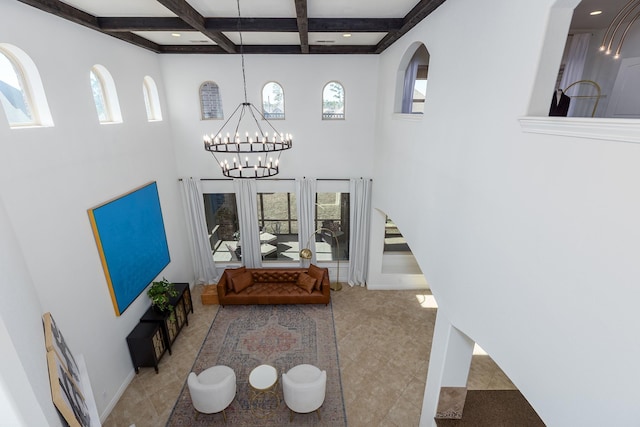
[147,277,178,315]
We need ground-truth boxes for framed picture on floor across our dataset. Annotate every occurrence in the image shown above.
[43,312,80,384]
[46,351,90,427]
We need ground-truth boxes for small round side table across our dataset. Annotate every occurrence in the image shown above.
[248,364,280,418]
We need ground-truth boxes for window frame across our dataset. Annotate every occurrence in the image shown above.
[322,81,345,120]
[396,42,430,115]
[199,81,224,120]
[0,43,53,129]
[90,65,122,124]
[261,81,285,120]
[143,76,163,122]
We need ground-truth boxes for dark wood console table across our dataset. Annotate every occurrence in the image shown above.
[127,282,193,373]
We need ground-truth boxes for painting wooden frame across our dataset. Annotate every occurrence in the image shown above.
[43,312,81,385]
[46,350,90,427]
[87,181,171,316]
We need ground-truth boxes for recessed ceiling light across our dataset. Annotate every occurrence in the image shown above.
[343,33,352,38]
[171,33,181,37]
[590,10,602,16]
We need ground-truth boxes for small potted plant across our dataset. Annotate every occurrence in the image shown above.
[147,277,178,317]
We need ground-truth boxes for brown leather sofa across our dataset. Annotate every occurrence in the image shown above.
[217,265,331,306]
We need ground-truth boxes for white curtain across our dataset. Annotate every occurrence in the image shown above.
[296,178,317,266]
[559,33,591,117]
[348,178,372,287]
[179,178,219,285]
[233,179,262,268]
[402,58,418,113]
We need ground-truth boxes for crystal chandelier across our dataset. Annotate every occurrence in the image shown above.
[203,0,292,178]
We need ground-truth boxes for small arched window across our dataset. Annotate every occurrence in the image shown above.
[90,65,122,124]
[143,76,162,121]
[322,81,345,120]
[0,43,53,128]
[200,81,223,120]
[397,43,430,114]
[262,81,285,119]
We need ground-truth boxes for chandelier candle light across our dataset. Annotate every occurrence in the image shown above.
[203,0,292,178]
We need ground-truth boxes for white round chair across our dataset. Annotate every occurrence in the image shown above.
[187,365,236,422]
[282,364,327,421]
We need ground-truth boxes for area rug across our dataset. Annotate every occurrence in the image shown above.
[167,303,347,426]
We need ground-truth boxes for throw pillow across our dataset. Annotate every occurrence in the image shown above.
[231,271,254,293]
[307,264,325,291]
[224,267,246,291]
[296,272,317,294]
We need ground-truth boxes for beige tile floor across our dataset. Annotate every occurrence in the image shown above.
[104,284,515,427]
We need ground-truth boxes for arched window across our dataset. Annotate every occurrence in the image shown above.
[143,76,162,121]
[200,81,223,120]
[396,43,430,114]
[0,43,53,128]
[322,81,345,120]
[90,65,122,124]
[262,81,285,119]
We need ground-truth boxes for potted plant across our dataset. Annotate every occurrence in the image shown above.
[147,277,178,318]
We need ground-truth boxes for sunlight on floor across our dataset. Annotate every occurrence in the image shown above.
[414,294,488,355]
[473,343,488,355]
[416,294,438,308]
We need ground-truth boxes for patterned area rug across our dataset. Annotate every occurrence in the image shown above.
[167,304,346,426]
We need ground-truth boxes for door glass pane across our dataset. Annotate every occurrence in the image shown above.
[203,193,240,262]
[315,192,349,260]
[257,192,297,261]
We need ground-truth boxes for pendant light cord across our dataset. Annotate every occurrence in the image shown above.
[236,0,248,104]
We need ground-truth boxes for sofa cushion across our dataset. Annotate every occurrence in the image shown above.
[232,271,254,293]
[307,264,324,291]
[225,266,246,291]
[296,272,317,294]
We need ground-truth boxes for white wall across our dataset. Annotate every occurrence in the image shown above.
[567,15,640,117]
[0,1,192,422]
[0,193,53,426]
[374,0,640,425]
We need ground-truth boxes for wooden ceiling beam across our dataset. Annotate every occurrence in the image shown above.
[159,45,229,54]
[155,0,236,53]
[294,0,309,54]
[98,17,402,33]
[375,0,446,53]
[309,18,402,32]
[207,18,299,32]
[99,17,192,32]
[104,32,162,53]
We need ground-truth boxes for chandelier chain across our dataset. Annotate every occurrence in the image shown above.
[236,0,248,104]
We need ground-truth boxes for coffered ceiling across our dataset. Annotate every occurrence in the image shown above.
[17,0,447,54]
